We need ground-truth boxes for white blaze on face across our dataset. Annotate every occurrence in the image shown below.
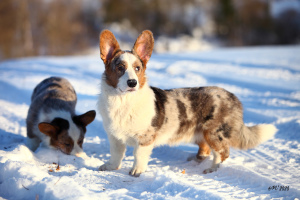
[68,121,84,156]
[117,53,139,93]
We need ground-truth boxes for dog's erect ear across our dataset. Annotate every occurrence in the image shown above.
[132,30,154,67]
[38,123,59,137]
[99,30,120,65]
[73,110,96,127]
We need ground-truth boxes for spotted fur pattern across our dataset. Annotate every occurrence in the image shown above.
[98,30,277,176]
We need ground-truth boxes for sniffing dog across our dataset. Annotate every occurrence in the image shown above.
[98,30,277,176]
[26,77,96,156]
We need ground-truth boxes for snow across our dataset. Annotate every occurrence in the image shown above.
[1,45,300,199]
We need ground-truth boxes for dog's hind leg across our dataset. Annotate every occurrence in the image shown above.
[202,129,230,174]
[187,140,211,162]
[26,137,41,151]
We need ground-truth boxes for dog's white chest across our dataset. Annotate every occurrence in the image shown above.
[98,82,156,142]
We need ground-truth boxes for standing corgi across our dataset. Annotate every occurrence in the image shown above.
[98,30,277,176]
[26,77,96,156]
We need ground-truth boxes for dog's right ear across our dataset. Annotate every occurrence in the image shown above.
[99,30,120,65]
[73,110,96,128]
[132,30,154,67]
[38,122,59,137]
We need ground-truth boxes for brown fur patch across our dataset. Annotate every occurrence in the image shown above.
[196,140,211,159]
[50,129,74,154]
[203,128,230,162]
[99,30,121,65]
[138,130,157,146]
[104,51,126,88]
[132,59,147,89]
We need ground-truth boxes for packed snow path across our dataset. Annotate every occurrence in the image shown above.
[0,46,299,199]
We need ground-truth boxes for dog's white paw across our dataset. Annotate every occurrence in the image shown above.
[99,163,119,171]
[129,165,147,177]
[75,152,87,158]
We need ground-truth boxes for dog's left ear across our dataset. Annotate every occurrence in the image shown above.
[132,30,154,67]
[38,122,59,137]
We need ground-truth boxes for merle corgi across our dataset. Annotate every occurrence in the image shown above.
[97,30,277,176]
[26,77,96,156]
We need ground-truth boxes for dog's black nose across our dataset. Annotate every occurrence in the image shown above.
[127,79,137,88]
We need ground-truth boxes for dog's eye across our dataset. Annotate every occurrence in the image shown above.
[64,143,71,147]
[78,139,83,145]
[135,66,140,71]
[117,65,125,72]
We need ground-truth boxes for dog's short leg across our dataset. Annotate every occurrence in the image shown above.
[129,144,153,177]
[187,140,211,162]
[99,134,126,171]
[26,137,40,151]
[203,149,221,174]
[202,129,230,173]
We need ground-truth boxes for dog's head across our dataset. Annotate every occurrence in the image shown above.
[38,110,96,156]
[99,30,154,94]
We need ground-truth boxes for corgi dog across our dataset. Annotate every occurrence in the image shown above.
[98,30,277,176]
[26,77,96,156]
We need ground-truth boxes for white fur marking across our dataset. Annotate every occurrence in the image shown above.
[203,149,221,174]
[117,53,140,93]
[69,120,83,155]
[257,124,277,143]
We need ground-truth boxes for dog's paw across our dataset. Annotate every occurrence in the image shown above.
[129,166,146,177]
[99,163,119,171]
[187,154,208,163]
[75,152,87,158]
[203,164,220,174]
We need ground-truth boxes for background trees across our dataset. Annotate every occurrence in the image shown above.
[0,0,299,60]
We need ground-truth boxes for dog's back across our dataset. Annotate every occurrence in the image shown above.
[31,77,76,112]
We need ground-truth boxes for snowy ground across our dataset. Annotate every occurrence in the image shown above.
[0,46,300,200]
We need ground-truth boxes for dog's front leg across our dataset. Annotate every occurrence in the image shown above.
[129,143,153,177]
[99,134,126,171]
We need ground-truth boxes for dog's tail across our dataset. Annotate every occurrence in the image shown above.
[234,124,277,150]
